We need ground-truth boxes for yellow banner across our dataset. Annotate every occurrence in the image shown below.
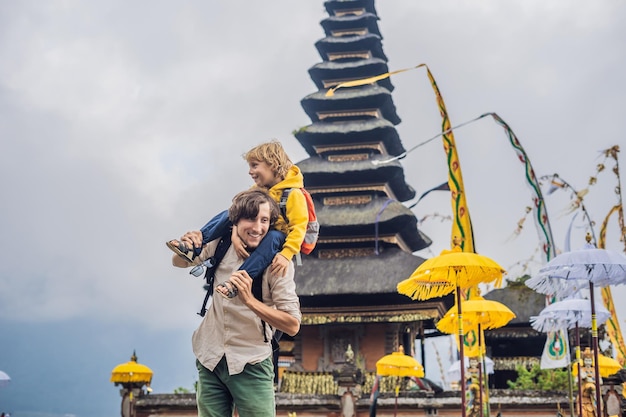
[599,204,626,365]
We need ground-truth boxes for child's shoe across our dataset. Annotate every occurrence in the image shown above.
[166,240,195,263]
[216,282,238,299]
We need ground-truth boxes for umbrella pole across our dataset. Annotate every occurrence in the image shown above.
[479,325,492,417]
[478,324,484,417]
[589,283,602,417]
[457,285,467,417]
[394,384,399,417]
[566,360,574,417]
[562,326,574,417]
[576,322,583,417]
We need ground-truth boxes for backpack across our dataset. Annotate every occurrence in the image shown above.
[279,188,319,255]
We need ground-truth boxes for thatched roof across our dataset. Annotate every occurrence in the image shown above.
[315,33,387,61]
[314,198,431,252]
[296,246,426,297]
[294,119,405,157]
[483,284,546,324]
[308,58,393,92]
[320,12,381,38]
[316,197,413,226]
[301,84,400,124]
[324,0,376,16]
[299,155,416,202]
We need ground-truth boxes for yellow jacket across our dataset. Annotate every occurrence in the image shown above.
[260,165,308,261]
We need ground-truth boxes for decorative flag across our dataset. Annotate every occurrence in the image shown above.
[423,68,476,254]
[487,113,556,263]
[325,64,476,253]
[463,329,484,358]
[409,181,450,209]
[597,146,626,365]
[449,328,485,359]
[540,328,569,369]
[599,204,626,365]
[486,113,565,374]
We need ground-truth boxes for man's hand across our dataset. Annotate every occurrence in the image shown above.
[231,226,250,259]
[229,270,254,303]
[229,269,301,337]
[180,230,203,252]
[269,253,289,277]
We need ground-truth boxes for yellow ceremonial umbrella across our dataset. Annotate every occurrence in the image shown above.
[397,245,505,417]
[111,351,153,386]
[376,350,425,378]
[397,246,504,301]
[376,347,425,417]
[572,350,623,378]
[436,293,515,417]
[436,293,516,333]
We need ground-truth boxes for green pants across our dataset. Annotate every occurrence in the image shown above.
[196,356,275,417]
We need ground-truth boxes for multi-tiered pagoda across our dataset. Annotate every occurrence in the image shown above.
[278,0,450,381]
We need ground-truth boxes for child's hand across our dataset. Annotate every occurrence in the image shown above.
[270,254,289,277]
[231,226,250,259]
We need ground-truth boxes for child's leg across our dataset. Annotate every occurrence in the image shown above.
[169,210,231,261]
[199,210,231,245]
[239,230,286,279]
[215,230,286,299]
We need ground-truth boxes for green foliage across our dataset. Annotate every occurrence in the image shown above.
[506,274,531,288]
[291,126,307,135]
[506,364,571,390]
[173,386,193,394]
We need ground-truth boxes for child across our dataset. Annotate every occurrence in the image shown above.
[167,140,308,298]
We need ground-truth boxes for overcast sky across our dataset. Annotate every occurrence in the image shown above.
[1,1,625,414]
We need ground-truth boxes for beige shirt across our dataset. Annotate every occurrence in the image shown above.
[191,239,301,375]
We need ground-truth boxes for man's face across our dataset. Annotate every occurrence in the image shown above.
[235,201,271,249]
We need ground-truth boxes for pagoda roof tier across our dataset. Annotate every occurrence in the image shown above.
[296,246,426,296]
[313,198,431,252]
[308,58,393,91]
[315,33,387,62]
[301,84,400,124]
[324,0,376,17]
[298,155,416,202]
[294,119,405,157]
[320,12,381,38]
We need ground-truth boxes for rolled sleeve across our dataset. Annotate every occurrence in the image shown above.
[265,264,302,323]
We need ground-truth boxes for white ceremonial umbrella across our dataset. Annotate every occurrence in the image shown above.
[0,370,10,388]
[530,296,611,332]
[528,245,626,298]
[526,241,626,417]
[530,295,612,417]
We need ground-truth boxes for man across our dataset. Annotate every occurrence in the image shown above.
[172,189,301,417]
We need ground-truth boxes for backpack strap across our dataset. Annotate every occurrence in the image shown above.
[279,188,292,221]
[279,188,303,266]
[197,231,232,317]
[250,252,282,349]
[197,232,282,351]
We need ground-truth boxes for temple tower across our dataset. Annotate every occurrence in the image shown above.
[280,0,451,383]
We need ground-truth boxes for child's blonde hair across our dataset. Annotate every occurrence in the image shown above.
[244,140,293,180]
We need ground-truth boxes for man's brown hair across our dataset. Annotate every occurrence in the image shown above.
[228,189,280,225]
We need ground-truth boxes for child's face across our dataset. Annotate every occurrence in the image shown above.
[248,160,279,188]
